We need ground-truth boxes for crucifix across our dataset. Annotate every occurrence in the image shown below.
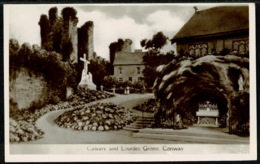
[80,53,90,74]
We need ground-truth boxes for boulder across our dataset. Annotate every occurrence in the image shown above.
[108,114,113,119]
[98,126,104,131]
[104,125,109,131]
[78,122,84,127]
[83,126,89,131]
[91,126,97,131]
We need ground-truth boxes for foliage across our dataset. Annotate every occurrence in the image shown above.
[9,39,79,103]
[140,32,174,87]
[140,31,168,52]
[38,7,78,63]
[38,14,52,51]
[117,80,132,88]
[142,51,175,87]
[102,75,118,89]
[132,80,145,89]
[89,56,110,87]
[108,38,125,74]
[61,7,77,20]
[48,7,58,24]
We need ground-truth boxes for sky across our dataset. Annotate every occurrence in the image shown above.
[7,4,220,60]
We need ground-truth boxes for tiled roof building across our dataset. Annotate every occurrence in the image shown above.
[171,6,249,57]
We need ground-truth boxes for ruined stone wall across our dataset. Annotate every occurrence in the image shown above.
[87,21,94,60]
[9,68,49,111]
[78,21,94,61]
[114,65,145,82]
[38,7,79,64]
[68,18,78,63]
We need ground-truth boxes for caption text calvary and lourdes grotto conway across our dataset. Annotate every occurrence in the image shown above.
[85,145,184,152]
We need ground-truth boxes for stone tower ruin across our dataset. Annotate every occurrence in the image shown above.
[39,7,94,65]
[121,39,132,52]
[78,21,94,62]
[68,16,78,63]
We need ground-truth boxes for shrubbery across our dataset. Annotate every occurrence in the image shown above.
[102,76,146,94]
[9,39,80,108]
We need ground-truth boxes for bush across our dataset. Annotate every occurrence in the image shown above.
[103,75,118,88]
[9,39,80,105]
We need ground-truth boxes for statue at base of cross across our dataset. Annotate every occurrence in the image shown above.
[78,70,96,90]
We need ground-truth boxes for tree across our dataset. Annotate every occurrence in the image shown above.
[141,31,168,53]
[108,38,125,74]
[140,32,173,87]
[109,38,124,64]
[89,55,110,87]
[103,75,118,89]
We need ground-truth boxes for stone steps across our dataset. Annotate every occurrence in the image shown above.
[132,128,249,144]
[123,116,154,132]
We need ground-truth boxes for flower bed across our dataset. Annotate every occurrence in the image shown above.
[9,118,44,142]
[133,99,156,113]
[55,103,136,131]
[9,88,115,143]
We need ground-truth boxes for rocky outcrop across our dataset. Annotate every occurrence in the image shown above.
[153,55,249,135]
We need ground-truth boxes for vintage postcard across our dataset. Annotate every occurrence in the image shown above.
[4,3,257,162]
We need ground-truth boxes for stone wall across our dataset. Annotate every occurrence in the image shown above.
[78,21,94,61]
[68,18,78,63]
[9,68,48,111]
[87,21,94,60]
[114,65,145,82]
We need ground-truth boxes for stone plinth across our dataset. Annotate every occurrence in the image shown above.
[78,71,96,90]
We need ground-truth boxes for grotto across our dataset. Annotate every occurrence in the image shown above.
[153,55,249,136]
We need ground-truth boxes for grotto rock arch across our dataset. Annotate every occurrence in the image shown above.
[153,55,249,134]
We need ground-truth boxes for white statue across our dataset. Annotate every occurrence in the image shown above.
[78,53,96,90]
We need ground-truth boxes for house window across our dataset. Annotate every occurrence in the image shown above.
[119,77,123,82]
[119,67,122,74]
[232,40,249,55]
[128,77,132,82]
[137,67,141,74]
[189,43,208,57]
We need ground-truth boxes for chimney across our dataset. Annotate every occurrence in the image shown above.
[193,6,198,13]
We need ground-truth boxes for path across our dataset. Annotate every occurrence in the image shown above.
[10,93,249,154]
[10,93,187,154]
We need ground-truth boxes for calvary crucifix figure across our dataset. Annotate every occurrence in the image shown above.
[78,53,96,90]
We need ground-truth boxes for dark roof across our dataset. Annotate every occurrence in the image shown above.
[113,51,145,65]
[171,6,249,43]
